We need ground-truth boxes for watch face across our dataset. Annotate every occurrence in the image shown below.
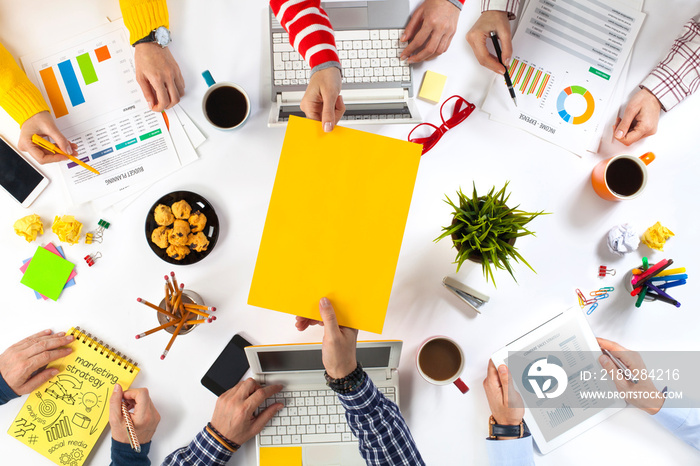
[154,27,171,46]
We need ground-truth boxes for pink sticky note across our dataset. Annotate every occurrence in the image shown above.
[19,243,77,300]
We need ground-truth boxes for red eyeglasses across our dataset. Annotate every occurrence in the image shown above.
[408,95,476,155]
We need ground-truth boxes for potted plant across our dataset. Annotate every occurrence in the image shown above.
[435,182,547,286]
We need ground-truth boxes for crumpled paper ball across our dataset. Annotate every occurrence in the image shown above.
[52,215,82,244]
[641,222,674,251]
[607,223,639,256]
[13,214,43,242]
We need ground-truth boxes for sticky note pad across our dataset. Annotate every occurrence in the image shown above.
[260,447,302,465]
[418,70,447,104]
[20,246,75,301]
[248,116,422,333]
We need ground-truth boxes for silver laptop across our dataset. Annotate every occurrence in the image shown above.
[247,340,402,465]
[268,0,421,126]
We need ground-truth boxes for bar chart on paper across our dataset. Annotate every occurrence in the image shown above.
[508,59,552,99]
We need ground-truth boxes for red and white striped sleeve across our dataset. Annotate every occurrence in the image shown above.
[270,0,340,74]
[446,0,466,10]
[640,17,700,112]
[481,0,520,20]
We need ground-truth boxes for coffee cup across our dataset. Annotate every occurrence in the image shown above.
[201,70,250,130]
[591,152,655,201]
[416,336,469,394]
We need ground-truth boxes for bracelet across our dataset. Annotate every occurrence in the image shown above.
[206,422,241,452]
[324,363,365,394]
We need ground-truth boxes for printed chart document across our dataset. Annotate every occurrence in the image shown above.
[483,0,645,156]
[21,21,181,206]
[248,116,422,334]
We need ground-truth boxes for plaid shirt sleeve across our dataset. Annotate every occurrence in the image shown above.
[640,16,700,111]
[160,427,233,466]
[338,375,425,465]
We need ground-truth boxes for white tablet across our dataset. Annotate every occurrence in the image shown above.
[491,308,625,454]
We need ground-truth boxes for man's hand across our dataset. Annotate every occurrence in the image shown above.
[301,67,344,132]
[483,361,524,436]
[0,330,73,395]
[296,297,358,379]
[614,88,662,146]
[109,384,160,444]
[18,112,78,164]
[597,338,665,415]
[466,11,512,74]
[210,378,283,446]
[134,43,185,112]
[400,0,460,64]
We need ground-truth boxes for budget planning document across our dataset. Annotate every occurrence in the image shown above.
[483,0,645,156]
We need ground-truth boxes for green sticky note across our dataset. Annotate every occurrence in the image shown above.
[20,246,75,301]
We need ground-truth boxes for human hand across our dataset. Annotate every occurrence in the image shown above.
[483,360,524,434]
[466,11,512,74]
[613,88,662,146]
[134,43,185,111]
[109,384,160,444]
[0,330,73,395]
[210,378,283,445]
[400,0,460,63]
[597,338,664,414]
[17,112,78,164]
[301,67,344,132]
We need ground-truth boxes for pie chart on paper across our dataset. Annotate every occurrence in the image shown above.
[556,86,595,125]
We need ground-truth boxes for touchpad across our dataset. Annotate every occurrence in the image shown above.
[327,7,369,28]
[303,444,366,465]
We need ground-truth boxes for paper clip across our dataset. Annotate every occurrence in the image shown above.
[595,293,610,300]
[576,289,587,307]
[586,302,599,315]
[84,252,102,267]
[85,219,110,244]
[598,265,616,278]
[590,290,607,296]
[599,286,614,292]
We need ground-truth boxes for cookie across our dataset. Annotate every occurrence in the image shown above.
[168,219,190,246]
[154,204,175,226]
[151,226,170,249]
[187,232,210,252]
[171,199,192,219]
[188,211,207,233]
[166,244,190,261]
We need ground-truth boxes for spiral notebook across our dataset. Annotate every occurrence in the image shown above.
[8,327,140,466]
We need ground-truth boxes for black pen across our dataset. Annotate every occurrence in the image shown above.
[489,31,517,107]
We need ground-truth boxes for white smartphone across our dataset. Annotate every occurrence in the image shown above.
[0,135,49,207]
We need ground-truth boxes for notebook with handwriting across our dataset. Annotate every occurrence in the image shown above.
[8,327,139,466]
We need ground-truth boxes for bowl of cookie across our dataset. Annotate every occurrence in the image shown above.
[145,191,220,265]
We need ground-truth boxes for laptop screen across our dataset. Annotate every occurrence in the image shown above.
[259,347,392,373]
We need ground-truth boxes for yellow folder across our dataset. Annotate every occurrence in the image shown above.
[248,116,422,333]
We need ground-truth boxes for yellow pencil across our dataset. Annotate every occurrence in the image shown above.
[31,134,100,175]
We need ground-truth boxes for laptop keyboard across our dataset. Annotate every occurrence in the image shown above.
[258,387,396,445]
[272,30,410,87]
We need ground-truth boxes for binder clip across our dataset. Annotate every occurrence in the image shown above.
[85,219,110,244]
[598,265,616,278]
[442,277,489,314]
[84,252,102,267]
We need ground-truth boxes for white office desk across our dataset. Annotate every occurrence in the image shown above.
[0,1,698,464]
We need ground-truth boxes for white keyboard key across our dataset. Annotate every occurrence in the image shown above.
[362,76,370,83]
[362,40,372,49]
[342,433,353,442]
[306,70,311,78]
[274,43,294,52]
[278,426,287,435]
[273,436,282,445]
[309,391,317,397]
[358,49,367,58]
[291,52,302,61]
[273,33,282,40]
[335,30,370,41]
[272,417,281,426]
[387,394,396,402]
[293,61,302,70]
[282,435,292,444]
[336,423,346,433]
[355,68,364,77]
[371,58,380,67]
[317,424,326,434]
[386,76,395,82]
[347,78,355,83]
[328,405,337,414]
[311,415,320,424]
[380,58,390,67]
[300,391,309,397]
[307,425,316,434]
[281,417,291,426]
[379,29,389,40]
[298,425,306,434]
[382,40,392,48]
[305,397,314,406]
[379,77,386,82]
[330,414,340,423]
[293,391,301,397]
[274,53,283,68]
[298,407,308,416]
[315,396,324,405]
[300,415,310,424]
[274,70,285,80]
[261,436,272,445]
[339,50,348,59]
[288,426,297,435]
[391,40,399,48]
[389,29,399,39]
[285,62,293,71]
[372,40,382,49]
[403,67,410,76]
[352,40,362,49]
[282,33,289,41]
[352,59,361,68]
[325,396,335,405]
[303,433,342,443]
[327,424,336,433]
[387,49,397,58]
[361,58,370,68]
[318,405,327,415]
[375,68,383,76]
[274,79,282,85]
[320,415,330,424]
[368,49,377,58]
[348,49,358,59]
[291,416,300,425]
[370,77,378,82]
[393,66,402,75]
[378,49,387,58]
[341,59,351,68]
[370,30,379,40]
[308,405,317,415]
[383,66,392,75]
[261,426,277,436]
[295,70,305,79]
[293,435,302,444]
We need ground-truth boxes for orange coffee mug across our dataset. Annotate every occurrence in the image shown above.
[591,152,655,201]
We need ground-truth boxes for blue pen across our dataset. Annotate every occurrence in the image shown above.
[649,274,688,282]
[659,279,686,289]
[646,283,681,307]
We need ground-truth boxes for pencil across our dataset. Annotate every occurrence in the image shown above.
[161,311,191,360]
[170,272,179,294]
[135,318,182,339]
[164,284,172,313]
[164,275,174,295]
[31,134,100,175]
[121,400,141,452]
[178,307,210,319]
[183,304,216,312]
[137,298,177,319]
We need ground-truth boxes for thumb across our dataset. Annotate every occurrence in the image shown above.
[321,91,337,132]
[497,29,513,65]
[615,106,636,140]
[109,383,124,427]
[319,297,340,333]
[497,365,511,406]
[46,127,74,155]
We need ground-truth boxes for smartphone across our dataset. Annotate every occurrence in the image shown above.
[0,136,49,207]
[201,334,252,396]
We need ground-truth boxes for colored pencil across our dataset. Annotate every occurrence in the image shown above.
[631,259,672,286]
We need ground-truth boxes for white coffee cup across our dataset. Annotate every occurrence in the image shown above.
[416,336,469,394]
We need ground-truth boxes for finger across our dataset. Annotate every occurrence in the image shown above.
[410,31,445,63]
[175,72,186,99]
[152,80,171,112]
[597,337,628,353]
[246,384,284,413]
[13,329,54,350]
[467,31,505,74]
[496,25,513,64]
[108,383,125,428]
[497,365,511,407]
[318,297,340,334]
[251,403,284,433]
[321,90,339,132]
[614,106,637,141]
[24,146,65,165]
[403,27,432,62]
[335,95,345,123]
[300,100,322,121]
[137,74,157,110]
[16,367,60,394]
[231,378,258,401]
[24,333,73,357]
[165,81,181,110]
[46,128,74,156]
[400,5,424,43]
[483,360,500,395]
[26,346,73,374]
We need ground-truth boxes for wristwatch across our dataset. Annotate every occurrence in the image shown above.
[132,26,171,48]
[488,415,526,439]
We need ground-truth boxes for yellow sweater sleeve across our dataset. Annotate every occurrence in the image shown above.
[0,42,50,126]
[119,0,170,45]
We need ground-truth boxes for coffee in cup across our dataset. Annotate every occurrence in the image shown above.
[201,70,250,130]
[591,152,655,201]
[416,336,469,394]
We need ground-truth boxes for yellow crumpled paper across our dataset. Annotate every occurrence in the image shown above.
[13,214,43,242]
[51,215,82,244]
[641,222,675,251]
